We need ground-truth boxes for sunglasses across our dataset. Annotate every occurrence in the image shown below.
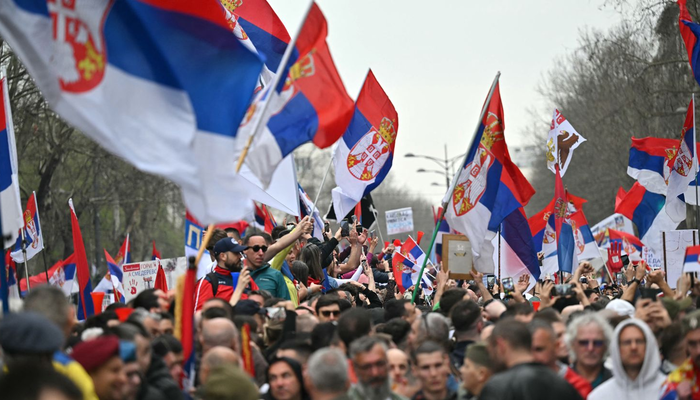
[248,245,268,253]
[577,339,605,348]
[320,310,340,317]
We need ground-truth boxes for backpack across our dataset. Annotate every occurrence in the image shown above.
[204,271,250,296]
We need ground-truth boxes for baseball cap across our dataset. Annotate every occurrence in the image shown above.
[213,238,248,256]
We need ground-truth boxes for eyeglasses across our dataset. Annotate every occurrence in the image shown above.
[577,339,605,348]
[249,245,268,253]
[320,310,340,317]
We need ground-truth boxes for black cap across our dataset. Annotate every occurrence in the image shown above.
[234,300,264,316]
[0,312,63,355]
[213,238,247,256]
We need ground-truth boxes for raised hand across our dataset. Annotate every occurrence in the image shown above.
[516,274,530,294]
[607,241,623,272]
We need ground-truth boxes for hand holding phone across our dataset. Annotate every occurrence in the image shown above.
[502,277,514,295]
[340,220,349,237]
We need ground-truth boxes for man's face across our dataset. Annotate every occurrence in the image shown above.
[531,329,557,367]
[122,361,142,400]
[153,289,169,313]
[413,352,448,395]
[619,325,646,374]
[90,357,126,400]
[687,329,700,366]
[268,361,302,400]
[588,292,600,303]
[460,358,489,396]
[221,251,242,271]
[387,349,409,384]
[403,302,421,325]
[244,236,267,268]
[573,324,606,369]
[159,319,174,336]
[354,344,389,388]
[163,351,184,385]
[317,304,341,323]
[134,334,152,375]
[142,316,161,337]
[552,322,569,361]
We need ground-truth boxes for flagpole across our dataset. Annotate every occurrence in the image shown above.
[694,93,699,231]
[235,0,316,172]
[311,157,333,217]
[411,72,501,304]
[497,225,502,278]
[20,229,29,293]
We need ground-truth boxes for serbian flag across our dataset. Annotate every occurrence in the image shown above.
[608,229,644,261]
[93,250,126,304]
[683,245,700,274]
[20,255,77,296]
[443,79,535,273]
[494,208,540,282]
[615,182,679,254]
[254,203,276,233]
[184,211,214,280]
[666,97,697,222]
[298,184,325,240]
[392,252,418,293]
[114,234,131,268]
[69,199,94,320]
[154,261,168,292]
[11,191,44,263]
[152,240,161,260]
[175,262,196,390]
[0,73,22,250]
[627,137,680,194]
[679,0,700,87]
[331,70,398,219]
[237,2,355,187]
[5,250,19,300]
[0,0,266,224]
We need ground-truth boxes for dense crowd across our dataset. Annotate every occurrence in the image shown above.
[1,216,700,400]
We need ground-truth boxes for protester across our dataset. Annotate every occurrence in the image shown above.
[348,336,405,400]
[71,336,128,400]
[410,340,456,400]
[200,347,240,385]
[566,312,614,389]
[195,237,256,311]
[305,348,351,400]
[265,357,310,400]
[661,309,700,398]
[459,343,494,400]
[448,300,482,369]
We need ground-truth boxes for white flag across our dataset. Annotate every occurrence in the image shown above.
[546,109,586,176]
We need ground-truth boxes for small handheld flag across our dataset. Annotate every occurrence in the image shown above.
[683,245,700,274]
[546,109,586,177]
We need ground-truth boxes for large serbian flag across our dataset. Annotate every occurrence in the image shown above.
[679,0,700,87]
[237,2,355,187]
[0,0,264,224]
[332,70,398,219]
[69,199,94,320]
[628,137,681,195]
[0,73,23,249]
[666,97,697,223]
[443,79,535,272]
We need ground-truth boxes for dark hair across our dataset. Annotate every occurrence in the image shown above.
[132,289,160,311]
[450,300,482,332]
[249,290,272,302]
[0,363,82,400]
[532,307,562,324]
[310,322,338,352]
[384,299,409,321]
[159,312,174,322]
[337,308,372,349]
[83,311,119,332]
[264,297,285,308]
[110,321,149,341]
[410,340,446,364]
[278,339,314,363]
[291,261,309,288]
[315,296,342,315]
[202,307,230,321]
[271,226,287,242]
[490,319,532,351]
[206,228,229,251]
[660,322,684,361]
[244,233,272,246]
[338,298,353,313]
[203,298,234,319]
[375,318,411,346]
[439,288,467,315]
[224,227,240,237]
[233,315,259,333]
[152,334,183,357]
[300,244,324,281]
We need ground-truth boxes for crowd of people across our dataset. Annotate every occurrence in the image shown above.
[2,216,700,400]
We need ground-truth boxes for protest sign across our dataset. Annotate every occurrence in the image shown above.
[385,207,414,235]
[122,257,187,301]
[591,214,634,248]
[664,230,698,288]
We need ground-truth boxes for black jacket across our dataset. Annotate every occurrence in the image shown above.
[479,362,583,400]
[143,353,183,400]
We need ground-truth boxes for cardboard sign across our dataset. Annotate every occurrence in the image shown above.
[385,207,414,235]
[663,230,698,288]
[122,257,187,301]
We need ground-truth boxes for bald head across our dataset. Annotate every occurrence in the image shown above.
[201,318,239,354]
[200,346,241,384]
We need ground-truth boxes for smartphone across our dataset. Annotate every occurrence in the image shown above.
[579,276,588,284]
[640,287,661,302]
[370,230,376,238]
[621,254,630,267]
[265,307,286,320]
[485,274,496,290]
[356,224,363,234]
[615,273,627,285]
[340,220,349,237]
[324,222,330,232]
[502,277,514,295]
[554,284,573,297]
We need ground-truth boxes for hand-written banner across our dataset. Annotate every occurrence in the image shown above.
[385,207,414,236]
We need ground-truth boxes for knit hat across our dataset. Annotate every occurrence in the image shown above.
[605,299,635,317]
[0,312,63,355]
[465,342,493,370]
[71,335,121,372]
[662,297,693,320]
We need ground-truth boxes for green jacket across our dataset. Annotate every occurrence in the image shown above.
[347,386,407,400]
[249,263,291,300]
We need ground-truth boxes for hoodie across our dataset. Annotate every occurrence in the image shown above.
[588,319,666,400]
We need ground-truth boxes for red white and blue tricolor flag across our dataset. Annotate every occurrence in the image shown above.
[0,73,23,250]
[68,199,94,320]
[94,250,126,304]
[615,182,679,254]
[331,70,398,219]
[11,191,44,263]
[4,250,19,300]
[0,0,265,224]
[254,203,276,233]
[684,245,700,274]
[298,184,325,241]
[608,229,644,261]
[679,0,700,87]
[495,208,540,281]
[628,137,682,194]
[238,3,355,186]
[114,234,131,268]
[391,237,433,294]
[19,256,76,296]
[444,79,535,273]
[666,97,697,222]
[152,240,161,261]
[184,211,214,280]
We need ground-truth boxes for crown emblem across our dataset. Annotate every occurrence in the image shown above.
[285,52,316,90]
[554,198,567,219]
[221,0,243,12]
[480,112,504,150]
[378,117,397,146]
[666,147,678,161]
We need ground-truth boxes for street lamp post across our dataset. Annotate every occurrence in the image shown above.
[405,144,464,191]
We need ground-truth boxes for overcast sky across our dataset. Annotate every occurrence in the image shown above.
[268,0,622,205]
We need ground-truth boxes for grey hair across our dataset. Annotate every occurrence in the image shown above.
[129,308,161,324]
[349,335,388,359]
[566,312,614,362]
[307,348,349,392]
[417,313,450,346]
[23,286,71,333]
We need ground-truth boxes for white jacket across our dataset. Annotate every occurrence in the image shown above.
[588,319,666,400]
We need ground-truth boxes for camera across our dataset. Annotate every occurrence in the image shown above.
[554,284,573,297]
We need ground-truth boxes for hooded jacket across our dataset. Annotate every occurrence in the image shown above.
[588,319,666,400]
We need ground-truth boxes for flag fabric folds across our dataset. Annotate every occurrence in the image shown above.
[331,70,398,218]
[10,192,44,263]
[254,203,276,233]
[627,137,681,194]
[69,199,94,320]
[115,234,131,268]
[615,182,679,254]
[238,2,355,186]
[154,261,168,293]
[679,0,700,87]
[553,168,576,274]
[498,208,540,280]
[298,184,324,241]
[546,109,586,177]
[176,263,196,390]
[184,211,214,280]
[0,0,265,224]
[666,97,697,222]
[443,80,535,273]
[4,250,19,300]
[684,245,700,272]
[0,74,23,249]
[94,250,126,304]
[326,194,377,230]
[152,240,161,260]
[20,256,76,296]
[608,229,644,261]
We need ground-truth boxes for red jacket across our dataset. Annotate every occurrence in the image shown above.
[563,365,592,399]
[194,266,259,311]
